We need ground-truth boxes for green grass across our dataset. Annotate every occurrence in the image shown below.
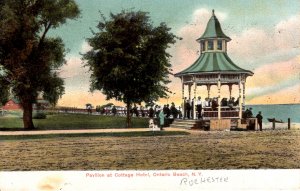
[0,131,190,141]
[0,113,149,130]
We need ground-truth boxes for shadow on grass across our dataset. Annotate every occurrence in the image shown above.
[0,128,27,131]
[0,114,149,130]
[0,131,190,141]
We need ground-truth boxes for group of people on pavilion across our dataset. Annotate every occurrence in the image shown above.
[183,96,241,119]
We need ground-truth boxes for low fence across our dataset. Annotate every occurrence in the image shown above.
[46,107,151,117]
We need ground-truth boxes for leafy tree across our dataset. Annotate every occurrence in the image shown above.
[0,66,9,106]
[83,10,178,128]
[0,0,80,129]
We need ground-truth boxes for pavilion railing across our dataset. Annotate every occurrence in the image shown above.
[202,107,241,118]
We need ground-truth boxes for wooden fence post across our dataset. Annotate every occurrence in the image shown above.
[272,118,275,130]
[288,118,291,130]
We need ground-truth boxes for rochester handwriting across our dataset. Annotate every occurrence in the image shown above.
[180,176,229,186]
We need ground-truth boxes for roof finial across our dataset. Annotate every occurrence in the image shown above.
[212,9,215,16]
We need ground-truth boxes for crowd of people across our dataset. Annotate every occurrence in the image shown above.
[93,96,242,120]
[93,98,263,130]
[94,103,182,119]
[90,98,265,131]
[182,96,241,119]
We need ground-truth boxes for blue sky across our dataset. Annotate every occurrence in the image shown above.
[52,0,300,107]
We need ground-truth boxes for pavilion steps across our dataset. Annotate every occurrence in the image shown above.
[170,119,240,130]
[169,119,197,129]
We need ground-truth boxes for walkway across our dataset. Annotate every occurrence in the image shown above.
[0,127,188,136]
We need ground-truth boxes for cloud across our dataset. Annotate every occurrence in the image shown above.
[57,90,124,108]
[60,41,93,79]
[59,56,88,78]
[81,40,92,53]
[247,56,300,88]
[249,83,300,104]
[228,13,300,69]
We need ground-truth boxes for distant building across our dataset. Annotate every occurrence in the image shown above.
[1,95,50,111]
[1,98,22,110]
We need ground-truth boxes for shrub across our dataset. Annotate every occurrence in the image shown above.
[33,112,47,119]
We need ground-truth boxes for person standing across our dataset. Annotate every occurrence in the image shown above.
[196,96,202,119]
[133,104,139,117]
[142,106,146,117]
[256,111,263,131]
[228,97,235,110]
[163,105,167,115]
[211,97,218,111]
[159,109,166,130]
[170,102,178,119]
[178,106,182,119]
[112,105,117,116]
[149,106,154,118]
[185,98,191,119]
[166,104,171,118]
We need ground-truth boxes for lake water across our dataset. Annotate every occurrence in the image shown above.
[247,104,300,123]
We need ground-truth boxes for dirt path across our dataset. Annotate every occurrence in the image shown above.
[1,129,300,170]
[0,127,189,135]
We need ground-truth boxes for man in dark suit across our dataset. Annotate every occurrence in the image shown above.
[196,96,202,119]
[256,111,263,131]
[185,98,191,119]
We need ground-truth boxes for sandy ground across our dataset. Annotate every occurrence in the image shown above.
[1,129,300,170]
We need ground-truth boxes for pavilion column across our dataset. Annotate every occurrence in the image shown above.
[188,84,193,117]
[193,77,197,119]
[238,76,243,119]
[207,85,211,98]
[229,84,232,99]
[188,83,192,119]
[242,81,245,107]
[181,77,185,119]
[217,75,221,119]
[188,84,192,100]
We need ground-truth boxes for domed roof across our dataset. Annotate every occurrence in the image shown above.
[175,52,253,76]
[197,10,231,41]
[175,10,253,77]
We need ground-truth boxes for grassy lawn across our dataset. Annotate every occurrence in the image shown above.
[1,130,300,170]
[0,113,149,130]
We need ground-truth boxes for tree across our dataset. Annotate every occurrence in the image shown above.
[83,10,178,128]
[0,0,80,129]
[0,65,9,106]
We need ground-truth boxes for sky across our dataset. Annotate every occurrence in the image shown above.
[51,0,300,108]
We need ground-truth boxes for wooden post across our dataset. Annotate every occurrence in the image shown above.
[238,77,242,119]
[193,77,197,120]
[272,118,275,130]
[242,81,245,108]
[217,75,221,119]
[229,84,232,99]
[207,85,211,99]
[288,118,291,130]
[255,118,258,131]
[188,84,192,101]
[181,78,185,119]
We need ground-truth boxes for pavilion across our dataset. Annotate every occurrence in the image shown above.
[174,10,254,128]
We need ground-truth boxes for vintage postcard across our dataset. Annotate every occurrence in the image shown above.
[0,0,300,190]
